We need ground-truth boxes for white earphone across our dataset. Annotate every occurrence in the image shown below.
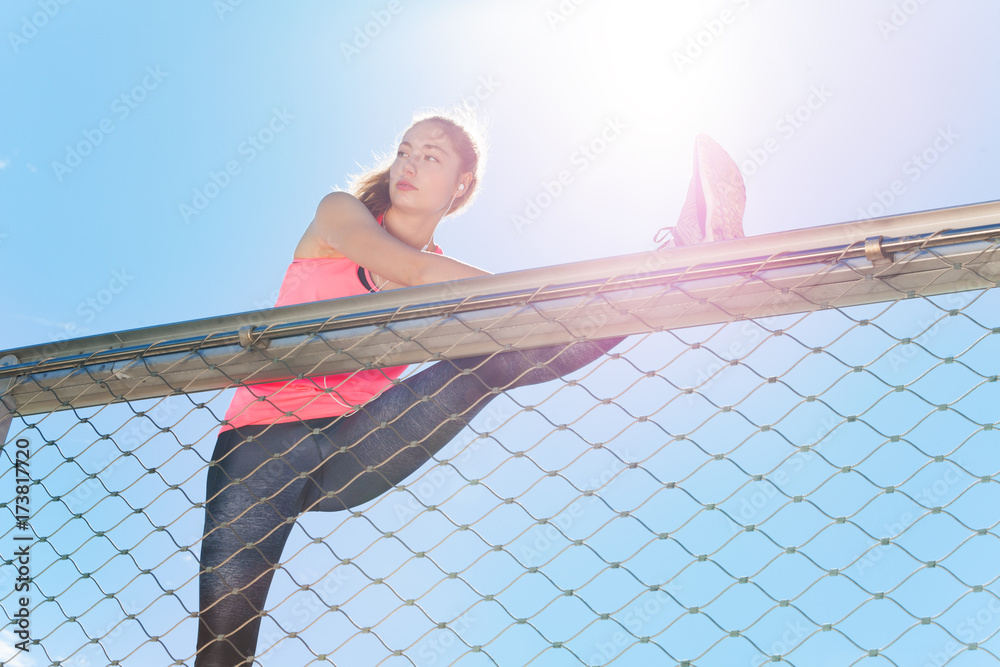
[458,184,465,191]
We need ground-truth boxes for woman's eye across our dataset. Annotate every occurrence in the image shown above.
[425,155,438,162]
[396,150,408,158]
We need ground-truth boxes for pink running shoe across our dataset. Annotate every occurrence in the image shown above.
[654,134,746,247]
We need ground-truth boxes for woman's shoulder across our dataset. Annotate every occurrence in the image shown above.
[315,191,370,220]
[294,192,374,259]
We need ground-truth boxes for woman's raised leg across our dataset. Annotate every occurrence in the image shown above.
[304,337,625,511]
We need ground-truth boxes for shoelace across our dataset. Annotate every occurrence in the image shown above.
[653,226,675,246]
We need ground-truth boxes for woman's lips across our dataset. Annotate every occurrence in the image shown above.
[396,180,416,190]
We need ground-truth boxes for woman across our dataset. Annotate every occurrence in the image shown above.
[196,113,745,665]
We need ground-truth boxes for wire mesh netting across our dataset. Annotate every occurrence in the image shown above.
[3,211,1000,666]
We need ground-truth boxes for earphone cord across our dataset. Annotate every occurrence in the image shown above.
[374,181,466,289]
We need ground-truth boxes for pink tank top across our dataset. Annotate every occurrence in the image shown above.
[222,223,441,430]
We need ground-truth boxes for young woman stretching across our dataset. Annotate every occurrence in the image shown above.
[195,114,745,665]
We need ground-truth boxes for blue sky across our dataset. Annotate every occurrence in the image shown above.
[2,0,997,349]
[2,1,1000,666]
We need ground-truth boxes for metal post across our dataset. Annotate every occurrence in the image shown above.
[0,354,19,446]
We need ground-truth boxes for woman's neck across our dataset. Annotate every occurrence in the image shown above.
[383,207,439,251]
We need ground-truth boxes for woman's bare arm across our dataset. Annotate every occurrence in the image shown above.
[295,192,490,287]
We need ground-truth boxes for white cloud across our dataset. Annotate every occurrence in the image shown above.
[0,629,36,666]
[0,158,10,169]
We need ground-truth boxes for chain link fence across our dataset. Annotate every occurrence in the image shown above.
[3,203,1000,666]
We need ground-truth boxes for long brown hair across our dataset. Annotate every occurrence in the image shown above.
[348,110,487,219]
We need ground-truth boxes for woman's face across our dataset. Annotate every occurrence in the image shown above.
[389,120,470,217]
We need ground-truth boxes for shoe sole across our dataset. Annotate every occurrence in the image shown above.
[695,134,746,242]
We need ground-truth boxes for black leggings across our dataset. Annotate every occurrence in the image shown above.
[196,337,622,666]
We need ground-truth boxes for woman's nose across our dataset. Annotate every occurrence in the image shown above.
[401,155,417,176]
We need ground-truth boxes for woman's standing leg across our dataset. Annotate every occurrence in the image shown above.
[196,422,322,666]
